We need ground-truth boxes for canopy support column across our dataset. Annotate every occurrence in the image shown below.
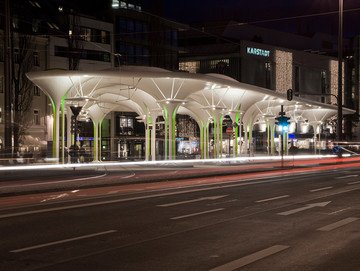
[161,102,181,160]
[53,103,61,161]
[93,120,99,162]
[145,117,150,161]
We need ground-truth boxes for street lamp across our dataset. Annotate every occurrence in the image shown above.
[337,0,343,141]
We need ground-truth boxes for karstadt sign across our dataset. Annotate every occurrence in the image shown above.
[246,47,270,57]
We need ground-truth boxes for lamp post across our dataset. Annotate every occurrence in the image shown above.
[337,0,343,141]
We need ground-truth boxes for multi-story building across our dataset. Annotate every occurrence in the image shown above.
[0,0,114,157]
[179,22,355,146]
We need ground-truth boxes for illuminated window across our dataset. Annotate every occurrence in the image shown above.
[119,116,134,135]
[0,107,2,123]
[81,28,91,41]
[112,0,119,8]
[120,1,127,9]
[179,61,200,73]
[209,59,229,69]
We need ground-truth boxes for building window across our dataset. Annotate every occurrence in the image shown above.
[32,19,40,32]
[100,31,110,44]
[294,66,300,96]
[81,28,92,42]
[119,116,134,135]
[112,0,119,8]
[54,46,111,62]
[12,16,19,29]
[265,62,271,89]
[321,71,327,94]
[33,109,40,125]
[33,86,40,96]
[14,48,19,63]
[33,51,40,66]
[120,1,127,9]
[0,107,2,123]
[0,46,4,62]
[0,77,3,93]
[209,59,229,69]
[179,61,200,73]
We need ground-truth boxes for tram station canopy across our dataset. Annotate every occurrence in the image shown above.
[27,66,353,124]
[27,66,354,160]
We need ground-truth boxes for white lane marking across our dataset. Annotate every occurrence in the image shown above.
[336,175,358,179]
[310,186,333,193]
[207,199,238,206]
[317,217,359,232]
[256,195,289,203]
[2,176,359,219]
[278,201,331,216]
[328,207,351,215]
[170,208,224,220]
[10,230,117,253]
[0,173,107,189]
[348,181,360,185]
[40,193,69,203]
[209,245,289,271]
[120,173,135,179]
[157,195,228,207]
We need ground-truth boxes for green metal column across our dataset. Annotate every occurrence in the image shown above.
[93,120,99,162]
[270,124,275,155]
[219,116,223,158]
[200,124,204,159]
[163,108,168,160]
[99,120,102,161]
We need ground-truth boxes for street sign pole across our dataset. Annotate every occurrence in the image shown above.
[280,105,284,168]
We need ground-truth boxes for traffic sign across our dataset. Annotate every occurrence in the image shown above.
[226,127,233,135]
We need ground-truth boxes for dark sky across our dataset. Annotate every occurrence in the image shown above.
[161,0,360,38]
[68,0,360,38]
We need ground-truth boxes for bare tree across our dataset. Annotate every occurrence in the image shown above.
[11,33,35,154]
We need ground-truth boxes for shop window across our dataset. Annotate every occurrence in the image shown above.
[119,116,134,135]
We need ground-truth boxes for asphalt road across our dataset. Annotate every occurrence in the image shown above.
[0,167,360,270]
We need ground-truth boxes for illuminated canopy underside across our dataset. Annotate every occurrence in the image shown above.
[27,66,354,126]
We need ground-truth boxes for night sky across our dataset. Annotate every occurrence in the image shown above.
[66,0,360,38]
[162,0,360,38]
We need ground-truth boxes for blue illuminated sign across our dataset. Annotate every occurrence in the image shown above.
[246,47,270,57]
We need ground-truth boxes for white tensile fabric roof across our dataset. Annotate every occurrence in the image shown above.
[27,66,354,126]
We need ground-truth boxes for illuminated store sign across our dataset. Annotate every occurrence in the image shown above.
[246,47,270,57]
